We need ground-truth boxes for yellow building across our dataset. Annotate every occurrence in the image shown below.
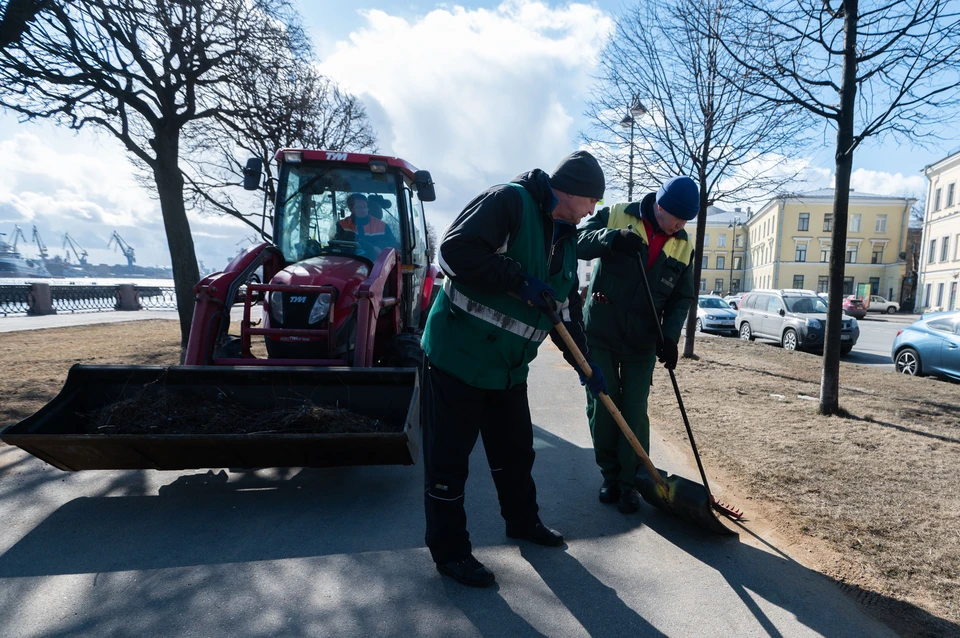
[739,189,914,300]
[684,206,750,294]
[918,150,960,312]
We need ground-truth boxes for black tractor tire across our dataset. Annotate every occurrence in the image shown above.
[390,332,424,370]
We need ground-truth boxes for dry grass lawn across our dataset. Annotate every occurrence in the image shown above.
[1,320,958,636]
[649,335,959,636]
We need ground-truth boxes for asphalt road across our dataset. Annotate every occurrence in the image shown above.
[701,311,920,372]
[0,345,897,637]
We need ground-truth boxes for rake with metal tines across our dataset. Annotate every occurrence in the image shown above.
[628,237,743,523]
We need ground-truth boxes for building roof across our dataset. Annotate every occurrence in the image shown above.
[791,188,909,200]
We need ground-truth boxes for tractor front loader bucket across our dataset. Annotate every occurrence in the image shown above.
[1,365,420,471]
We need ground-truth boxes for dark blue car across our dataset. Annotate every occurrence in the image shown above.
[891,311,960,380]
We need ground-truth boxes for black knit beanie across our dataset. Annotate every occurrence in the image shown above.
[549,150,605,199]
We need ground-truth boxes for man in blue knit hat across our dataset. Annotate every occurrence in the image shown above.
[576,176,698,513]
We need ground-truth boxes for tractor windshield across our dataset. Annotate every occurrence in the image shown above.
[275,164,402,264]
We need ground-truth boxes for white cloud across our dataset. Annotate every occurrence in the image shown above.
[318,1,614,231]
[847,168,925,198]
[0,131,251,270]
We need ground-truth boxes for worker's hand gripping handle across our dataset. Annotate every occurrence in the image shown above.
[542,293,669,497]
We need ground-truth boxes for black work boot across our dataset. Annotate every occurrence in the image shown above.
[618,486,641,513]
[436,555,496,588]
[506,522,565,547]
[598,479,620,504]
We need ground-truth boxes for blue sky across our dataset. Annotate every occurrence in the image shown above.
[0,1,955,270]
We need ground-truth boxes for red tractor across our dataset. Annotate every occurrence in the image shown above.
[186,149,439,369]
[2,150,441,471]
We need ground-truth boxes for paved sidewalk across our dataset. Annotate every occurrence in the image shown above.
[0,310,181,333]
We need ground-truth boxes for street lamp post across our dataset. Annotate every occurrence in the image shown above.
[619,98,648,201]
[727,217,742,295]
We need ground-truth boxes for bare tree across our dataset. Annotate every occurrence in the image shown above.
[182,61,378,240]
[425,220,438,264]
[0,0,307,354]
[715,0,960,414]
[581,0,808,358]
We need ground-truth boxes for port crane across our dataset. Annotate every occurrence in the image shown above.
[31,225,48,261]
[108,231,136,271]
[10,225,27,253]
[62,233,89,265]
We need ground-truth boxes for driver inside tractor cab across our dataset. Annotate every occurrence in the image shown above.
[334,192,399,256]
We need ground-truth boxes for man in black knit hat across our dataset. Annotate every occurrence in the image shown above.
[420,150,608,587]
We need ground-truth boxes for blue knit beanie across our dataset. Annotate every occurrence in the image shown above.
[656,176,700,220]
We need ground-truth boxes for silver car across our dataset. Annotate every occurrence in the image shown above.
[736,289,860,353]
[696,295,738,335]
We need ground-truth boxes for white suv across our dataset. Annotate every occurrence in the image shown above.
[868,295,900,314]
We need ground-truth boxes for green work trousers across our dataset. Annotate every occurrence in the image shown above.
[585,346,657,488]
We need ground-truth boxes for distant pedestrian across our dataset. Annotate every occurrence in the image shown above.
[576,176,698,513]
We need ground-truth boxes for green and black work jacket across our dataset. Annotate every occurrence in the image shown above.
[422,170,588,389]
[577,194,695,355]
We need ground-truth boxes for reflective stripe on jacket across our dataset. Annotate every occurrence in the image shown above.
[423,184,576,389]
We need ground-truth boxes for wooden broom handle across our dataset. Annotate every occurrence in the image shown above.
[553,321,668,495]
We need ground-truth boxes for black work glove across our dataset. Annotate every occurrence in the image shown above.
[578,361,607,396]
[656,339,679,370]
[611,229,643,256]
[518,274,557,312]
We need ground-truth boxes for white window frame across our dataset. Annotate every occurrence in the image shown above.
[875,215,887,232]
[718,234,726,247]
[703,233,710,247]
[850,214,861,233]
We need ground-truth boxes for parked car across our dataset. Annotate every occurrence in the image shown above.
[868,295,900,314]
[696,295,738,335]
[842,296,867,319]
[724,293,745,309]
[736,289,860,353]
[891,311,960,380]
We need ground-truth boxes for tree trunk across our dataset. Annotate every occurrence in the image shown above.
[683,181,709,358]
[153,131,200,360]
[820,0,859,415]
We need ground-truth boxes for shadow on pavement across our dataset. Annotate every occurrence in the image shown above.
[2,423,954,637]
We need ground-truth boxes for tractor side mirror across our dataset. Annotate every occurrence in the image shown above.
[414,170,436,202]
[242,158,263,191]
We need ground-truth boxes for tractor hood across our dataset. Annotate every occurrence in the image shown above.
[271,255,370,296]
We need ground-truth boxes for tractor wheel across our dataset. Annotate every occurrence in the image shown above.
[390,332,424,370]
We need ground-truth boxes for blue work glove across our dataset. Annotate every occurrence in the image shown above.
[518,274,557,312]
[578,361,607,396]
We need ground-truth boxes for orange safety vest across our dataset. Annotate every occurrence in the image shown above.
[338,216,387,237]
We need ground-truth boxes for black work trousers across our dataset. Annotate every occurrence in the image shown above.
[423,360,540,564]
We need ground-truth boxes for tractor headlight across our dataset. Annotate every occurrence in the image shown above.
[309,293,332,324]
[269,291,284,323]
[806,318,821,329]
